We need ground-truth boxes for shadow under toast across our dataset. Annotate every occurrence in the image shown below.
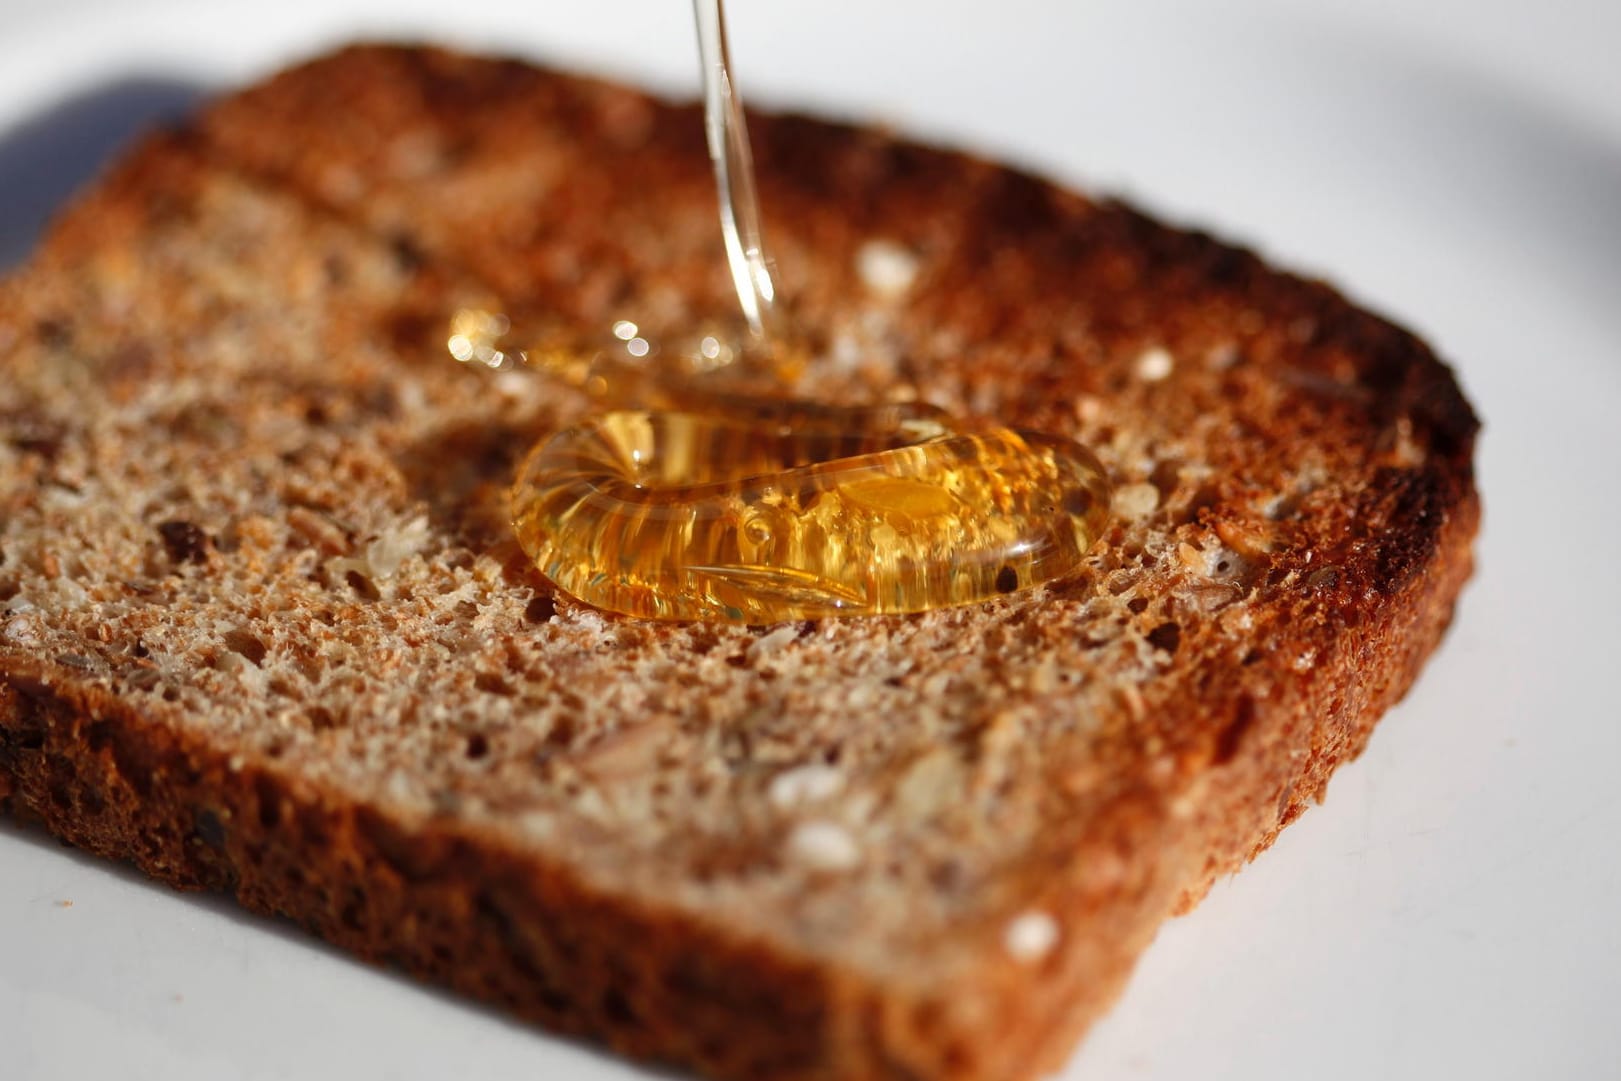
[0,814,685,1079]
[0,75,208,269]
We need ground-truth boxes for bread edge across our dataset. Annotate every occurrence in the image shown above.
[0,462,1477,1081]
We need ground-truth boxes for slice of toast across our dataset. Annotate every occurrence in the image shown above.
[0,44,1478,1081]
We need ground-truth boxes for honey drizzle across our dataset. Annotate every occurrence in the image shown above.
[481,3,1115,623]
[693,0,778,344]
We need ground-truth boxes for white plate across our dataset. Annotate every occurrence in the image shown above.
[2,2,1618,1079]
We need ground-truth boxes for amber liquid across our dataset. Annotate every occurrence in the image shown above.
[510,399,1110,621]
[486,0,1113,623]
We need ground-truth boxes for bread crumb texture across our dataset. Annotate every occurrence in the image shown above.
[0,45,1477,1081]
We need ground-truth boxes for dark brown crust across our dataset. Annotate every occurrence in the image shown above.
[0,490,1475,1081]
[0,44,1479,1081]
[0,671,842,1077]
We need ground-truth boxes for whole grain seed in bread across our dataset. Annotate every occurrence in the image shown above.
[0,44,1479,1081]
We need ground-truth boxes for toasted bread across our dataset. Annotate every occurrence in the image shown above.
[0,44,1478,1081]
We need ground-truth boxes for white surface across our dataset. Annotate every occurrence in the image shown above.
[2,2,1618,1079]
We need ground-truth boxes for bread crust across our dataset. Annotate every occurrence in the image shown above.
[0,44,1478,1081]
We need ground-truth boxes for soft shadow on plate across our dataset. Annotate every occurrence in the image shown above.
[0,818,681,1079]
[0,76,206,268]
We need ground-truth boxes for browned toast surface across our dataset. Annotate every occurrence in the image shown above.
[0,44,1478,1081]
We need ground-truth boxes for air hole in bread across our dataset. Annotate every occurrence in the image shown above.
[83,721,114,753]
[5,721,40,754]
[306,706,340,732]
[158,519,210,564]
[1146,622,1181,655]
[1168,482,1221,527]
[80,783,106,816]
[524,594,556,623]
[601,987,640,1026]
[2,410,68,461]
[255,777,283,830]
[1212,696,1257,766]
[474,672,516,697]
[222,629,268,666]
[1306,566,1340,591]
[542,714,579,752]
[194,808,226,850]
[1149,458,1182,495]
[339,895,367,933]
[344,569,381,601]
[32,317,70,348]
[387,231,426,273]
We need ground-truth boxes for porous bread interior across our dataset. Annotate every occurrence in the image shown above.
[0,45,1478,1081]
